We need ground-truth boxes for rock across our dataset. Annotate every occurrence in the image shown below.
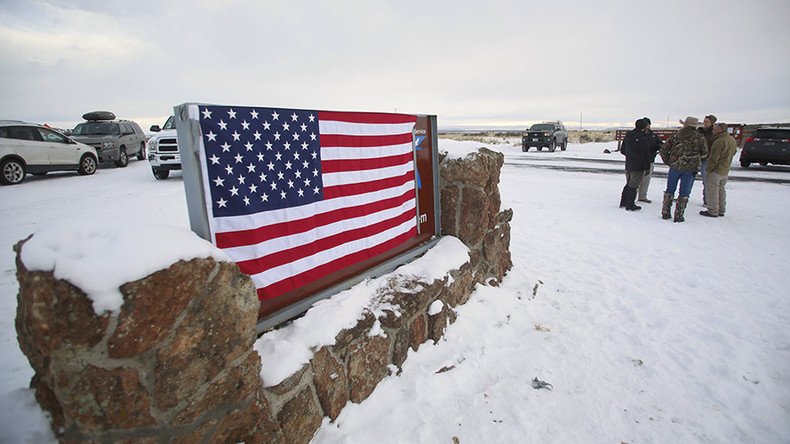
[311,347,348,421]
[347,335,391,403]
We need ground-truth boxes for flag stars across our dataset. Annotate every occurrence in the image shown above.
[265,141,273,151]
[213,176,225,187]
[282,122,290,131]
[253,131,262,140]
[250,109,259,119]
[244,142,254,151]
[311,151,318,159]
[209,154,220,165]
[301,142,309,150]
[309,132,317,141]
[225,165,234,175]
[313,186,320,194]
[232,131,241,141]
[261,193,269,202]
[292,132,300,141]
[263,121,271,131]
[312,168,319,177]
[293,152,300,161]
[230,186,239,196]
[270,181,278,190]
[284,141,291,150]
[243,196,251,206]
[206,131,217,142]
[249,183,258,193]
[285,161,293,170]
[217,197,227,208]
[247,163,256,173]
[291,112,299,122]
[218,120,228,130]
[267,162,275,171]
[274,132,281,141]
[228,109,237,119]
[234,153,243,163]
[275,152,283,161]
[272,111,279,120]
[303,160,310,169]
[202,108,212,119]
[280,191,287,199]
[298,189,305,197]
[308,114,315,122]
[277,171,285,181]
[300,123,307,132]
[257,153,265,162]
[259,172,267,182]
[238,174,246,184]
[287,179,294,189]
[294,170,302,179]
[221,142,231,152]
[304,178,311,187]
[241,120,250,130]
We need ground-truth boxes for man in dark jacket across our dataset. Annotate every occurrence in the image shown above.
[637,117,664,203]
[619,118,651,211]
[697,114,716,205]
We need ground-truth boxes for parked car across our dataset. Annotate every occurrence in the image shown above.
[522,121,568,152]
[739,127,790,167]
[70,111,146,167]
[0,120,98,185]
[147,116,180,180]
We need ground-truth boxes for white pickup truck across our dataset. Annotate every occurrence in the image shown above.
[147,116,181,180]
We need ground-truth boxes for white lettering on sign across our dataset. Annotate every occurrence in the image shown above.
[419,213,428,224]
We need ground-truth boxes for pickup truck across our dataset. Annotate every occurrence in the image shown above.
[147,116,180,179]
[522,122,568,152]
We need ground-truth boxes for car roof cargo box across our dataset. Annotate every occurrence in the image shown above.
[82,111,116,121]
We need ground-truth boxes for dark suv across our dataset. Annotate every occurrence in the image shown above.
[71,112,146,167]
[522,122,568,152]
[739,127,790,167]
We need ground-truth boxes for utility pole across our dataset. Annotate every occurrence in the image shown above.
[580,112,583,131]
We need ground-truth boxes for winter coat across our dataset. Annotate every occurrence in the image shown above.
[660,127,708,173]
[646,129,664,163]
[706,131,738,176]
[621,128,651,171]
[698,126,716,148]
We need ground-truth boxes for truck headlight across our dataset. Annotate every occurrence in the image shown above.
[148,139,158,152]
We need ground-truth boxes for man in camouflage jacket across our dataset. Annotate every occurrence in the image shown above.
[659,116,708,222]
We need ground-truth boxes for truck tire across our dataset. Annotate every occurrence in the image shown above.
[548,139,556,152]
[115,147,129,167]
[136,142,146,160]
[153,168,170,180]
[561,139,567,151]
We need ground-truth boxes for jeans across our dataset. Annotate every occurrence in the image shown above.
[665,168,695,198]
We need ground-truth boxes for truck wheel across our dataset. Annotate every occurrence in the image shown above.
[548,139,556,152]
[152,168,170,180]
[136,142,146,160]
[561,139,567,151]
[115,148,129,167]
[740,160,750,168]
[522,145,529,152]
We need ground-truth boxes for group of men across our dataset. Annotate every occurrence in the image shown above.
[619,114,738,222]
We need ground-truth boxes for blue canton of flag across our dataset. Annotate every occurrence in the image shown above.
[198,106,325,218]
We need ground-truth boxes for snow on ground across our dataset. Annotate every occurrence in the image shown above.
[1,142,789,443]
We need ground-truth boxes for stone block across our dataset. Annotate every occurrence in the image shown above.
[347,335,391,403]
[310,347,348,421]
[409,315,427,351]
[277,386,323,444]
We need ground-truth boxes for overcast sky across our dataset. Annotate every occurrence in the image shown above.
[2,0,789,130]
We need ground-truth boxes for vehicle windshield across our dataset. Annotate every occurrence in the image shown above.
[753,129,790,139]
[72,122,120,136]
[163,116,176,130]
[529,124,555,131]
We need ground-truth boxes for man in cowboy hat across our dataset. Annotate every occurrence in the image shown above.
[700,122,737,218]
[659,116,708,222]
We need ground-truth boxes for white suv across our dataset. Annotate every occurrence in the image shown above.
[0,121,98,185]
[147,116,181,180]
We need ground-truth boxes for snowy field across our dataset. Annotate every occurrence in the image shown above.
[1,141,789,443]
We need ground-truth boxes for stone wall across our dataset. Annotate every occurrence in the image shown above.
[15,147,512,443]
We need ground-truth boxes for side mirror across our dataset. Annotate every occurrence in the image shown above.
[150,125,161,132]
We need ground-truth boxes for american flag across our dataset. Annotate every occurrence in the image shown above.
[196,105,419,301]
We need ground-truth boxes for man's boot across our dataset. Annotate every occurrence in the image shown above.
[625,187,641,211]
[619,185,629,208]
[661,192,673,220]
[674,196,689,223]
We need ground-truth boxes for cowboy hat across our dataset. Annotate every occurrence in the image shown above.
[679,116,700,127]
